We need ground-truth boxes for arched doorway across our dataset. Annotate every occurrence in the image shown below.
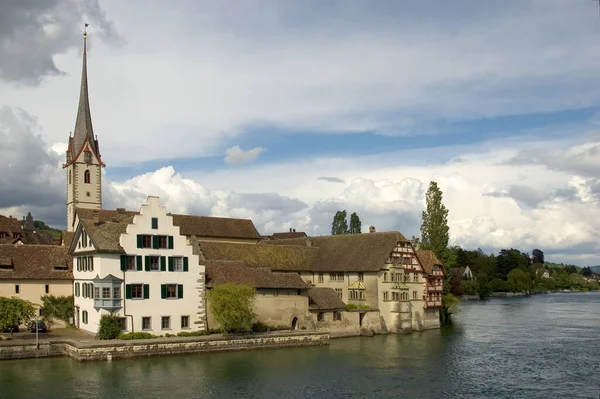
[291,317,299,330]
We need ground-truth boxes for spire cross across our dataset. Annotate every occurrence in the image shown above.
[83,23,89,54]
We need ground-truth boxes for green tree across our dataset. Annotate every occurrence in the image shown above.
[349,212,362,234]
[207,284,256,333]
[463,280,479,296]
[331,210,349,235]
[440,294,459,324]
[98,315,122,339]
[0,297,36,331]
[532,249,544,264]
[507,269,531,293]
[477,279,492,299]
[490,278,510,292]
[40,295,74,327]
[420,181,450,262]
[581,267,593,277]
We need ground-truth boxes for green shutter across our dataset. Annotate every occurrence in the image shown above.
[177,284,183,299]
[137,235,143,248]
[120,255,127,271]
[161,256,166,271]
[137,257,143,271]
[152,217,158,229]
[161,284,167,299]
[145,256,150,271]
[152,235,159,249]
[183,257,189,272]
[168,257,173,272]
[168,236,174,249]
[136,256,142,271]
[143,284,150,299]
[125,284,132,299]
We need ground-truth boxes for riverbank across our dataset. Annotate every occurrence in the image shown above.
[0,331,329,362]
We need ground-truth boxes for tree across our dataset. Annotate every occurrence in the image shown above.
[331,210,349,235]
[0,297,35,332]
[463,280,479,296]
[507,269,531,293]
[98,315,122,340]
[581,266,593,277]
[532,249,544,264]
[40,295,74,328]
[490,278,510,292]
[420,181,450,262]
[207,283,256,333]
[349,212,362,234]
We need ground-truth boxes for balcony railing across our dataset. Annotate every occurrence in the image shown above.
[425,300,442,309]
[94,299,123,309]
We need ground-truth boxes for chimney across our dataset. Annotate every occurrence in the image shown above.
[293,228,296,233]
[92,209,100,224]
[289,228,292,233]
[116,208,126,215]
[369,226,376,233]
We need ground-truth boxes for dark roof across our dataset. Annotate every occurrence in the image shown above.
[205,261,309,289]
[76,208,260,240]
[199,231,409,272]
[74,218,133,253]
[199,241,318,271]
[23,231,55,245]
[270,231,308,240]
[60,232,75,247]
[308,288,346,310]
[417,250,444,275]
[0,215,23,235]
[265,232,410,272]
[0,245,72,280]
[169,214,260,239]
[451,267,465,277]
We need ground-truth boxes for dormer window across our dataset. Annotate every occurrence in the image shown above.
[84,170,91,184]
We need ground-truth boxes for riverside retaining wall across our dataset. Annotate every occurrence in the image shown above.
[0,332,329,362]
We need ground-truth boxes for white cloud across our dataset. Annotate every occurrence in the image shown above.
[224,146,265,165]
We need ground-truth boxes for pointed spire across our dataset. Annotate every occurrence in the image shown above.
[72,24,97,158]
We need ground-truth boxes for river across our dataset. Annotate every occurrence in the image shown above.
[1,292,599,398]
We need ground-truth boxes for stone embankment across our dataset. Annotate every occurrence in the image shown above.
[0,332,329,362]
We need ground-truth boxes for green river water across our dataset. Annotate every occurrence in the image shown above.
[1,292,599,398]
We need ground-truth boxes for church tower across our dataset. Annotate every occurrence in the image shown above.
[63,27,105,232]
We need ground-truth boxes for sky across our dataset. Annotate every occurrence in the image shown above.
[1,0,600,266]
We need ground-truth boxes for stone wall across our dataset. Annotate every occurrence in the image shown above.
[0,332,329,362]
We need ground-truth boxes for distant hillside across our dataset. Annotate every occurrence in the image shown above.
[590,266,600,274]
[545,262,580,271]
[31,220,62,240]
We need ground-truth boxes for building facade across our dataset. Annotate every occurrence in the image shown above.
[71,196,206,336]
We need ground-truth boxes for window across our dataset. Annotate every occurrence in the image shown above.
[317,312,324,321]
[126,256,136,271]
[154,235,168,249]
[82,311,88,324]
[45,285,49,294]
[94,287,100,299]
[413,274,419,282]
[358,273,364,282]
[335,288,342,298]
[89,256,94,272]
[383,291,389,301]
[161,316,171,330]
[392,292,399,301]
[318,273,324,283]
[84,170,90,184]
[142,317,151,330]
[333,312,341,321]
[383,272,388,282]
[413,291,417,300]
[113,286,121,299]
[149,256,160,271]
[102,287,111,299]
[138,235,152,248]
[329,272,345,282]
[82,232,87,248]
[166,284,177,299]
[172,257,183,272]
[75,283,80,297]
[404,274,409,282]
[132,284,143,299]
[181,316,190,329]
[15,285,19,294]
[86,191,90,197]
[151,217,158,229]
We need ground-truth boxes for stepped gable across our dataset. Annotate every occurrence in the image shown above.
[198,241,317,271]
[0,245,72,280]
[204,260,309,289]
[417,250,443,275]
[75,208,260,240]
[308,288,346,311]
[266,231,410,272]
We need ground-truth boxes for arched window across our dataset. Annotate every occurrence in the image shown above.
[84,170,90,184]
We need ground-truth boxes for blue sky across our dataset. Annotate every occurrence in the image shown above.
[1,0,600,265]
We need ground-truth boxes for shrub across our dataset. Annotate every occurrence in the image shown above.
[346,304,358,310]
[0,297,36,332]
[98,315,122,340]
[118,332,156,340]
[207,284,256,333]
[463,280,479,296]
[40,295,74,325]
[177,330,210,337]
[490,278,510,292]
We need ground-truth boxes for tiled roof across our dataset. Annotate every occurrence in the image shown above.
[0,245,72,280]
[417,250,444,275]
[205,261,309,289]
[23,231,56,245]
[451,267,465,277]
[308,288,346,310]
[198,241,318,271]
[76,208,260,240]
[0,215,23,235]
[270,231,307,240]
[77,218,132,253]
[60,232,75,247]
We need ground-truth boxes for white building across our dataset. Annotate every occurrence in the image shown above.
[70,196,206,336]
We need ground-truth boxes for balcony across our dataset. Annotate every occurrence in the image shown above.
[425,300,442,309]
[427,285,443,292]
[94,299,123,309]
